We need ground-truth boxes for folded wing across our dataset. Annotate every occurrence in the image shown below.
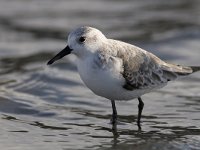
[117,48,194,91]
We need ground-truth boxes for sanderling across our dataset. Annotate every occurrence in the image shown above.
[47,26,200,129]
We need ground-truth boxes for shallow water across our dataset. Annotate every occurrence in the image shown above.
[0,0,200,149]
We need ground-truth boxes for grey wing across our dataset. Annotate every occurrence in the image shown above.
[103,39,194,90]
[120,51,192,91]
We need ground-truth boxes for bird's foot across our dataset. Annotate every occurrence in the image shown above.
[110,114,118,131]
[110,119,118,131]
[110,116,118,125]
[137,121,142,130]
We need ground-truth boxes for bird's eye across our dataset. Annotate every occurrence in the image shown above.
[79,36,86,43]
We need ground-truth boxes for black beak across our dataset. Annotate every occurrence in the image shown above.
[47,45,73,65]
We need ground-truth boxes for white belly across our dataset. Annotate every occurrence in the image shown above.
[77,58,156,100]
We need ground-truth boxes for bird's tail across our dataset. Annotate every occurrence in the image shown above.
[176,66,200,76]
[162,63,200,78]
[190,66,200,73]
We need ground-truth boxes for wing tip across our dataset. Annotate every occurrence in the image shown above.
[190,66,200,73]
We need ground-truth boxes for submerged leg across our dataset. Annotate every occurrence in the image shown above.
[110,100,117,125]
[137,97,144,129]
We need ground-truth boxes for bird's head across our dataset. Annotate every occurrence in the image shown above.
[47,26,107,65]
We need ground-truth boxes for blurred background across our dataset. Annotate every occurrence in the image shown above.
[0,0,200,150]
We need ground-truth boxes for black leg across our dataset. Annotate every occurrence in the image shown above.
[110,100,117,125]
[137,97,144,129]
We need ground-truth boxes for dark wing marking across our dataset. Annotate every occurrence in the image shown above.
[122,53,166,90]
[118,50,191,91]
